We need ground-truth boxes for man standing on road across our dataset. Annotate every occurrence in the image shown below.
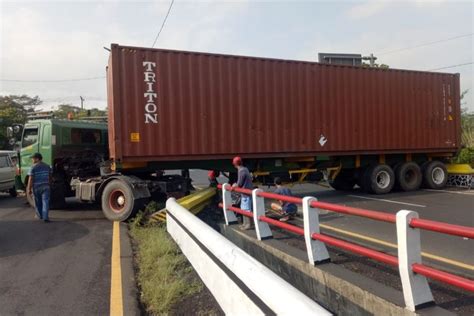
[271,177,297,222]
[232,156,254,230]
[27,153,52,222]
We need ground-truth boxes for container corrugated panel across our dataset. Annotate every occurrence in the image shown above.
[107,44,461,163]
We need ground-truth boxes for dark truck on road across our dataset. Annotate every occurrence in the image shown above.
[16,44,461,221]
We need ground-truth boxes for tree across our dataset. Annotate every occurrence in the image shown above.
[53,104,107,119]
[0,95,42,149]
[361,62,389,69]
[454,89,474,165]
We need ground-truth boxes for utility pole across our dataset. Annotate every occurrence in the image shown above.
[80,96,85,110]
[362,53,377,67]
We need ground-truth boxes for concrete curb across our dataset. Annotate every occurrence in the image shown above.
[120,222,142,316]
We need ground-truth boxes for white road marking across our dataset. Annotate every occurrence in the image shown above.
[423,189,474,196]
[347,195,426,208]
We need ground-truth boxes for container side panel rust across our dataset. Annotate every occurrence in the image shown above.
[107,44,461,163]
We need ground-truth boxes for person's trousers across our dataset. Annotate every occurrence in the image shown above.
[34,184,50,220]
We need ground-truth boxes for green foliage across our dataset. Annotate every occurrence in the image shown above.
[0,95,42,149]
[455,90,474,165]
[130,223,201,314]
[130,201,163,228]
[53,104,107,119]
[453,148,474,165]
[460,107,474,148]
[361,62,390,69]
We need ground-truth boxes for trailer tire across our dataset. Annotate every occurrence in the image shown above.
[422,161,448,189]
[395,162,422,192]
[363,164,395,194]
[101,180,141,221]
[329,169,355,191]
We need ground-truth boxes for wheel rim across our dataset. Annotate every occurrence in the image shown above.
[109,189,126,213]
[432,167,445,185]
[376,170,391,189]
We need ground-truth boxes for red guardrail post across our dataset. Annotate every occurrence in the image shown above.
[222,183,238,225]
[302,197,330,265]
[252,188,273,240]
[396,210,434,311]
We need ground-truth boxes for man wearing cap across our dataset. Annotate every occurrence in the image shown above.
[27,153,52,222]
[232,156,254,230]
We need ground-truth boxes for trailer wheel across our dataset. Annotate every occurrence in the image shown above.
[101,180,141,221]
[395,162,422,192]
[329,169,355,191]
[422,161,448,189]
[363,164,395,194]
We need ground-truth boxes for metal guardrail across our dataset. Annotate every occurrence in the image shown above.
[217,183,474,312]
[166,197,332,315]
[150,187,216,222]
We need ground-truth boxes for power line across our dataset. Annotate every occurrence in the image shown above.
[427,61,473,71]
[151,0,175,48]
[378,33,473,56]
[0,76,105,83]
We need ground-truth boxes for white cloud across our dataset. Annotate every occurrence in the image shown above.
[345,1,390,19]
[0,1,250,109]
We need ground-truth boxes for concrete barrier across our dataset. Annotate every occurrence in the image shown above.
[166,198,331,316]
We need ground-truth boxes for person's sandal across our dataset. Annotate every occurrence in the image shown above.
[279,215,290,222]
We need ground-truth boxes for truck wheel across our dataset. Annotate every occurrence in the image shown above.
[395,162,422,191]
[101,180,141,221]
[422,161,448,189]
[329,169,355,191]
[363,164,395,194]
[50,183,67,209]
[9,187,17,197]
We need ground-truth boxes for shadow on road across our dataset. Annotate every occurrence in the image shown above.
[0,220,89,258]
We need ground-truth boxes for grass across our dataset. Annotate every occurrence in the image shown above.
[129,202,202,315]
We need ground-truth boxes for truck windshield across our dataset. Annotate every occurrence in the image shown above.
[22,127,38,147]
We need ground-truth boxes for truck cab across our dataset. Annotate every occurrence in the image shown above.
[20,119,108,206]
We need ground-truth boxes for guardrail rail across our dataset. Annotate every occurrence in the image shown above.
[218,183,474,312]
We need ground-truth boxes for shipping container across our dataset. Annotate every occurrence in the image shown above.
[107,44,461,164]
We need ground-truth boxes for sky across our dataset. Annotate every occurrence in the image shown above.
[1,0,473,111]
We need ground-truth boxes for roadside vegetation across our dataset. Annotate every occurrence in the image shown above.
[129,202,203,315]
[454,90,474,165]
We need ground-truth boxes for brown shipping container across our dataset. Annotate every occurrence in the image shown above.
[107,44,461,163]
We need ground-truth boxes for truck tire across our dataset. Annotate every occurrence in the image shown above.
[101,180,142,221]
[9,187,17,197]
[363,164,395,194]
[50,183,67,209]
[329,169,355,191]
[422,161,448,189]
[395,162,422,192]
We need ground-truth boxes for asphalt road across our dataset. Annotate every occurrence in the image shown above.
[289,184,474,276]
[0,195,112,316]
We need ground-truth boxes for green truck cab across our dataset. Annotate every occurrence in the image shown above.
[19,119,108,206]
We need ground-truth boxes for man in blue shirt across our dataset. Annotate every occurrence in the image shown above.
[232,156,254,230]
[271,177,297,222]
[27,153,52,222]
